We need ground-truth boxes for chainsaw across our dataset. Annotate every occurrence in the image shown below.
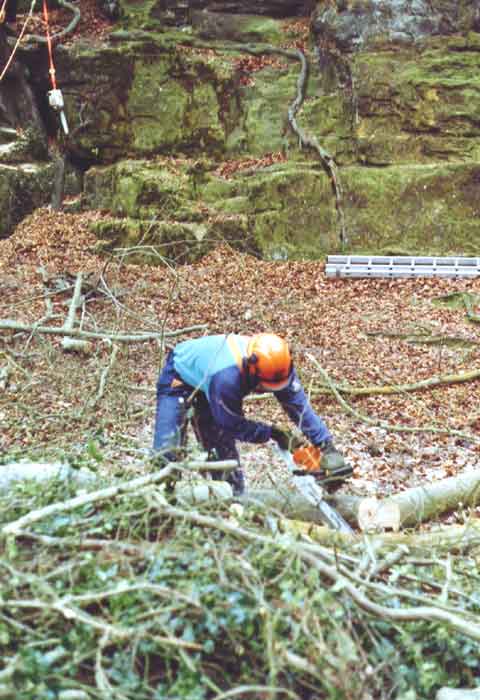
[290,444,353,491]
[275,445,353,534]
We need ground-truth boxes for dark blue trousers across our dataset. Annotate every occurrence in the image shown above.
[153,352,245,494]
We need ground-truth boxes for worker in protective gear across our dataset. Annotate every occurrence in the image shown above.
[153,333,346,496]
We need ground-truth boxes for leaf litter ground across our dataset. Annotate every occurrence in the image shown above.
[1,209,480,525]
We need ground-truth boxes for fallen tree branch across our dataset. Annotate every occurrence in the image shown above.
[434,292,480,325]
[0,464,174,536]
[366,329,479,347]
[93,343,119,406]
[307,353,479,443]
[0,319,207,343]
[0,459,237,535]
[151,498,480,643]
[463,293,480,324]
[17,530,153,556]
[247,367,480,405]
[311,367,480,397]
[60,271,86,352]
[62,272,83,333]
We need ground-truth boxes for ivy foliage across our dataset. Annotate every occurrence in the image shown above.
[0,477,479,700]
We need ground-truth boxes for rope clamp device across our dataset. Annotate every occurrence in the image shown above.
[48,88,69,136]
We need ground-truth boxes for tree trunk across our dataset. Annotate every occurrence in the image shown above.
[247,470,480,531]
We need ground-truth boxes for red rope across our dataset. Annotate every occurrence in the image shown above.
[42,0,57,90]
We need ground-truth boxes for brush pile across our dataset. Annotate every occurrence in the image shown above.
[1,465,480,700]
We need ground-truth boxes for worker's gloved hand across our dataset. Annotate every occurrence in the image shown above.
[320,439,347,472]
[270,426,292,451]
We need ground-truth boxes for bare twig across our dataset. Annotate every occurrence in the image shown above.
[93,343,119,406]
[62,272,83,333]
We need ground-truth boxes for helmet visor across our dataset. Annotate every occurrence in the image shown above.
[257,365,293,392]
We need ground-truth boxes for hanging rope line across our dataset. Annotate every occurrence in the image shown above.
[0,0,69,133]
[42,0,56,89]
[40,0,69,134]
[0,0,36,82]
[0,0,8,23]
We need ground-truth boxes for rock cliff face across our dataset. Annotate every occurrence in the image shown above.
[0,30,53,236]
[312,0,480,50]
[1,0,480,259]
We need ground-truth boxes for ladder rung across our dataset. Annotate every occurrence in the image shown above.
[326,255,480,279]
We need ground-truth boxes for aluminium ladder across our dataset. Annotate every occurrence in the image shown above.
[325,256,480,279]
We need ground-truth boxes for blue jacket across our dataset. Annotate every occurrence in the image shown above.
[172,334,332,446]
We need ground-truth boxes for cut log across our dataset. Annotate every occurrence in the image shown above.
[61,337,93,354]
[283,519,480,551]
[0,462,97,491]
[340,470,480,529]
[246,470,480,532]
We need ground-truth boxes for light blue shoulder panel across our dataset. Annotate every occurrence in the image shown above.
[173,334,249,396]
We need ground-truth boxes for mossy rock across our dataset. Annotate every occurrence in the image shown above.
[351,37,480,164]
[312,0,480,52]
[0,163,55,239]
[85,155,480,261]
[191,11,285,45]
[200,160,338,258]
[50,34,243,162]
[227,65,298,156]
[44,30,323,163]
[127,46,235,156]
[299,92,356,165]
[0,127,47,165]
[84,159,196,218]
[90,214,254,263]
[341,162,480,255]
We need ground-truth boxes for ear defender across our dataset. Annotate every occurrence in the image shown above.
[243,353,259,380]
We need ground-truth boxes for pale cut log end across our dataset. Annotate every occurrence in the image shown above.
[436,688,480,700]
[358,498,401,533]
[61,337,94,354]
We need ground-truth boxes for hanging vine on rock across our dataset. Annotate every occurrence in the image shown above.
[287,48,347,248]
[180,39,348,248]
[24,0,80,44]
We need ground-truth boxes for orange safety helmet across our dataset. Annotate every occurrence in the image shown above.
[246,333,293,391]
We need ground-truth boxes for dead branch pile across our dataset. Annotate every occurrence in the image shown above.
[1,466,479,700]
